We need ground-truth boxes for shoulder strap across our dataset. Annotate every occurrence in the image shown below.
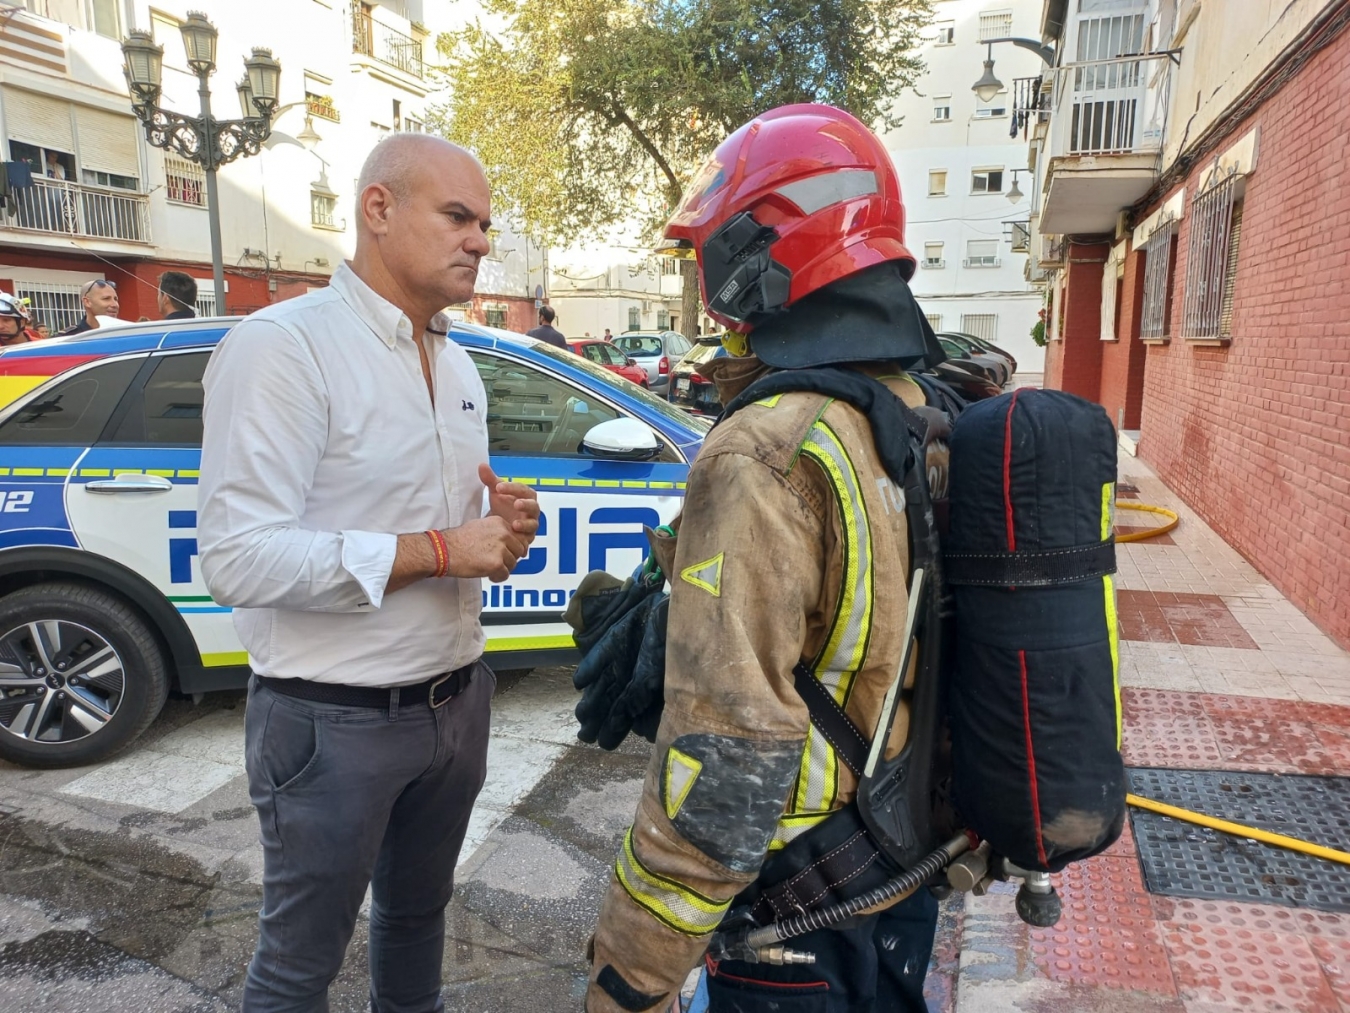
[792,663,869,778]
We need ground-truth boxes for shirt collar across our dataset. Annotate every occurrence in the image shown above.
[329,262,451,349]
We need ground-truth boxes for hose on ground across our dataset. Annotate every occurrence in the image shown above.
[1128,793,1350,866]
[1115,501,1180,542]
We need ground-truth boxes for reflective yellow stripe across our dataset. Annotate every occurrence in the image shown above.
[791,421,875,812]
[12,468,42,476]
[78,468,111,477]
[649,481,675,489]
[202,651,249,667]
[595,480,620,488]
[484,634,575,652]
[768,810,832,852]
[0,468,10,475]
[1101,481,1114,541]
[539,478,565,486]
[148,469,175,477]
[621,480,647,489]
[755,393,784,407]
[1104,574,1121,747]
[614,828,729,936]
[177,469,200,478]
[45,468,70,477]
[567,478,593,487]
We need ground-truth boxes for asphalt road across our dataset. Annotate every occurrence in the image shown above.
[0,667,957,1012]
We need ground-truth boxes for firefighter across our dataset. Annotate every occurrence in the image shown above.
[584,104,949,1013]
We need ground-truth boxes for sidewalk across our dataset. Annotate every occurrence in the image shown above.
[934,451,1350,1013]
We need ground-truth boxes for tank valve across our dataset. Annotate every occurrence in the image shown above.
[947,841,993,894]
[758,946,817,965]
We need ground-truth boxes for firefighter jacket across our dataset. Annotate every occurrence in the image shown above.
[585,356,947,1013]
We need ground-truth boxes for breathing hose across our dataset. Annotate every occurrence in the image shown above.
[1115,501,1180,542]
[1127,793,1350,867]
[742,833,970,949]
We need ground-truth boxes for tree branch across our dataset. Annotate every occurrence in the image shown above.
[607,101,683,205]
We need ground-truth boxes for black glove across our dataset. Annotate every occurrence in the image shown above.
[596,593,668,748]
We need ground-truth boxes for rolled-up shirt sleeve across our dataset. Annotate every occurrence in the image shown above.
[198,319,397,612]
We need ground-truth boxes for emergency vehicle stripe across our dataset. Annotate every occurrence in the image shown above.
[1104,574,1121,747]
[614,828,730,936]
[790,421,875,812]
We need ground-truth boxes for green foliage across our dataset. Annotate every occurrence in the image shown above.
[1031,317,1046,348]
[432,0,934,246]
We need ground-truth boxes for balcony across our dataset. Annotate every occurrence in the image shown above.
[1039,54,1174,235]
[1011,76,1050,140]
[352,9,425,80]
[2,177,150,244]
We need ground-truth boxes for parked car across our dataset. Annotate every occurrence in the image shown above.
[936,337,1007,387]
[567,338,650,387]
[0,318,709,767]
[942,330,1018,374]
[918,361,1003,402]
[612,330,693,396]
[938,332,1016,379]
[668,339,727,415]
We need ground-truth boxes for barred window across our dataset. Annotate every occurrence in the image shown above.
[311,191,341,230]
[165,158,205,207]
[195,288,216,318]
[978,10,1013,42]
[1139,219,1178,339]
[925,313,943,331]
[15,282,83,333]
[1181,172,1243,340]
[483,303,507,329]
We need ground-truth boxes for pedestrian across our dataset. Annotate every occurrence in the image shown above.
[34,321,49,340]
[527,304,567,348]
[157,271,198,319]
[603,327,613,341]
[0,293,33,346]
[58,279,119,335]
[197,133,540,1012]
[583,106,948,1013]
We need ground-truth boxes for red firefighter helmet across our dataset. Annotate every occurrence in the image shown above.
[663,104,913,332]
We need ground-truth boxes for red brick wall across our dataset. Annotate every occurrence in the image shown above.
[1050,241,1110,401]
[1099,241,1148,430]
[1139,23,1350,647]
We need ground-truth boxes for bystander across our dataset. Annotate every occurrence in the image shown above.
[58,279,120,335]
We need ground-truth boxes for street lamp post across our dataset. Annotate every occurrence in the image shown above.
[122,12,281,312]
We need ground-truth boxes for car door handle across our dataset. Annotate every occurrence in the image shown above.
[84,475,173,494]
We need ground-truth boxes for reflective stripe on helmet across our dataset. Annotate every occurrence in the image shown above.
[774,169,879,215]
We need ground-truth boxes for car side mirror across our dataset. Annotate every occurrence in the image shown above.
[581,417,662,461]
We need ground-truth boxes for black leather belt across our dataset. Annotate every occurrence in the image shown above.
[256,662,476,710]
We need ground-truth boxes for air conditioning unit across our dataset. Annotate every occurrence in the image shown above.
[641,300,652,313]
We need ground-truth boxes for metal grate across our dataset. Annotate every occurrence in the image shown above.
[15,282,83,333]
[1181,171,1240,339]
[1139,219,1177,339]
[1129,767,1350,912]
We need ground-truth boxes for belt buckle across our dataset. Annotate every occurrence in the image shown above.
[429,669,460,709]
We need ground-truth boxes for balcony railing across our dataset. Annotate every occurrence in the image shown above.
[3,177,151,243]
[352,9,424,79]
[1011,76,1050,140]
[1051,54,1173,156]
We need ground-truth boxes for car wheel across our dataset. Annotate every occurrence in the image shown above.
[0,582,170,768]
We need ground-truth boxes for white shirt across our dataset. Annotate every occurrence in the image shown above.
[198,263,490,686]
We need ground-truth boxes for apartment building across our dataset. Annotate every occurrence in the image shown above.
[882,0,1048,372]
[0,0,540,328]
[1024,0,1350,647]
[546,247,686,338]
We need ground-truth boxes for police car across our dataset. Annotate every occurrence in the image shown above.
[0,317,708,767]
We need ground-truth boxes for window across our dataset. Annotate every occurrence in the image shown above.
[483,303,507,328]
[80,169,139,191]
[165,157,205,206]
[1182,173,1243,340]
[660,258,680,276]
[195,287,216,318]
[975,91,1008,118]
[971,168,1004,194]
[628,306,640,330]
[965,240,1000,268]
[934,21,955,44]
[14,282,83,333]
[583,343,627,367]
[392,99,402,130]
[656,309,670,329]
[1008,221,1030,252]
[1138,221,1176,339]
[468,351,621,456]
[304,71,340,122]
[978,9,1013,42]
[925,313,943,331]
[109,352,209,445]
[960,314,998,342]
[932,96,952,122]
[90,0,120,38]
[403,114,425,133]
[0,357,143,446]
[150,11,185,71]
[923,242,945,269]
[311,191,341,229]
[928,170,947,196]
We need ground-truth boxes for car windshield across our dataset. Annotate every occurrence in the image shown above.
[615,336,663,356]
[682,342,723,366]
[528,341,711,434]
[938,339,970,357]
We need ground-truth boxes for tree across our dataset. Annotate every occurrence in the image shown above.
[433,0,934,339]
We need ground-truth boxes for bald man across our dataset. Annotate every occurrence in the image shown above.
[199,134,539,1012]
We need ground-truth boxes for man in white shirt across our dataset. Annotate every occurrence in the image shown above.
[198,134,538,1012]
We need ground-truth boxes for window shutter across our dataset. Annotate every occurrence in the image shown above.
[1219,200,1243,337]
[4,88,73,150]
[74,106,140,178]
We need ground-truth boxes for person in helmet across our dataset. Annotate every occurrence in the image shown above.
[584,105,949,1013]
[0,294,33,347]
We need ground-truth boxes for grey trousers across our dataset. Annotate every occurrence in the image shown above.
[241,663,493,1013]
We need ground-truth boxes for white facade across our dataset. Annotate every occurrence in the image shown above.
[882,0,1047,371]
[547,245,683,338]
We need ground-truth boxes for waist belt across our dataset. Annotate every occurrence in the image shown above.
[256,662,477,710]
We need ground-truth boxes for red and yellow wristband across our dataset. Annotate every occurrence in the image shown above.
[424,529,450,578]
